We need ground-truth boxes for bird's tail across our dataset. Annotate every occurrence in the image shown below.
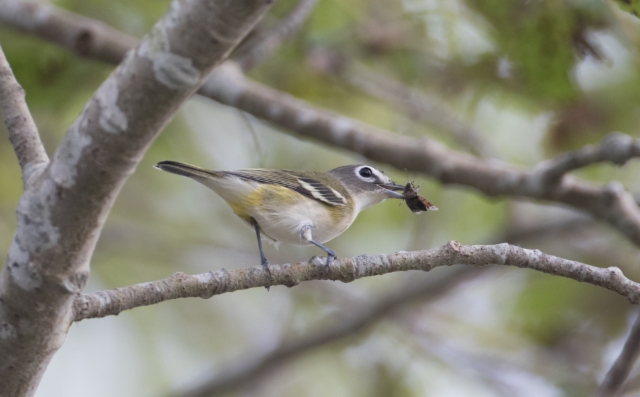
[154,160,223,179]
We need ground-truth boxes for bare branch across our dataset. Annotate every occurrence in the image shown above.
[598,311,640,397]
[533,132,640,185]
[0,1,273,395]
[170,266,477,397]
[0,0,137,64]
[0,45,48,183]
[170,215,583,397]
[73,241,640,322]
[235,0,319,71]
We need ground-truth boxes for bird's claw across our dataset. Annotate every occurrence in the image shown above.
[261,258,272,291]
[325,252,336,268]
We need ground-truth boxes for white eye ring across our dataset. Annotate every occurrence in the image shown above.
[355,166,376,182]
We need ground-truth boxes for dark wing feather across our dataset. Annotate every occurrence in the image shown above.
[225,169,346,206]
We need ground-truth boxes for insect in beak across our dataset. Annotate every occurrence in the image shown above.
[403,182,438,213]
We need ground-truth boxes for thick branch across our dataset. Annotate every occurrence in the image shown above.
[0,45,48,183]
[0,1,273,396]
[0,0,137,64]
[598,311,640,397]
[235,0,319,71]
[171,266,476,397]
[73,242,640,322]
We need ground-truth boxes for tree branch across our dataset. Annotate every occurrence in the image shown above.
[235,0,319,71]
[168,217,581,397]
[73,241,640,322]
[598,311,640,397]
[169,266,477,397]
[0,45,48,184]
[0,0,138,64]
[0,1,273,395]
[533,132,640,185]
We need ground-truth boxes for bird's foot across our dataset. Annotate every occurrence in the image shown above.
[261,258,272,291]
[325,250,337,268]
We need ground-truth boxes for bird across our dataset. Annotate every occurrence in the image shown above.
[154,161,406,270]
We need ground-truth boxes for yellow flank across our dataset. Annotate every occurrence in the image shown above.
[222,184,350,224]
[226,184,301,223]
[252,184,302,207]
[228,201,252,224]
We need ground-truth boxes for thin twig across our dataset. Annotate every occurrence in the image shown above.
[168,215,582,397]
[0,45,49,183]
[73,241,640,322]
[235,0,319,71]
[533,132,640,185]
[598,311,640,397]
[169,266,477,397]
[176,214,639,397]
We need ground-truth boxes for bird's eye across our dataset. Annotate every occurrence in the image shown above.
[359,167,373,178]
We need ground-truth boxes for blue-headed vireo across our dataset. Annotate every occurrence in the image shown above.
[155,161,407,269]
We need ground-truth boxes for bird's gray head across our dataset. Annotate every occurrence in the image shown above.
[327,165,405,211]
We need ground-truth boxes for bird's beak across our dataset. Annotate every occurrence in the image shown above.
[379,183,406,199]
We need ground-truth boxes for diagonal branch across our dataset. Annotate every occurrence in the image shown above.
[73,241,640,322]
[598,311,640,397]
[0,1,274,395]
[235,0,319,71]
[170,266,477,397]
[0,45,48,184]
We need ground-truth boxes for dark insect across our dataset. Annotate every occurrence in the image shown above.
[403,182,438,214]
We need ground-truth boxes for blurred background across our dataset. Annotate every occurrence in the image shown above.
[3,0,640,395]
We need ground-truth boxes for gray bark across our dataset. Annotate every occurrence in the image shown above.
[0,0,273,395]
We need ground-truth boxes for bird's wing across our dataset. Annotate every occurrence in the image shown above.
[225,169,347,206]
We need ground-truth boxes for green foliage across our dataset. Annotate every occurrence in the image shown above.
[613,0,640,17]
[469,1,587,103]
